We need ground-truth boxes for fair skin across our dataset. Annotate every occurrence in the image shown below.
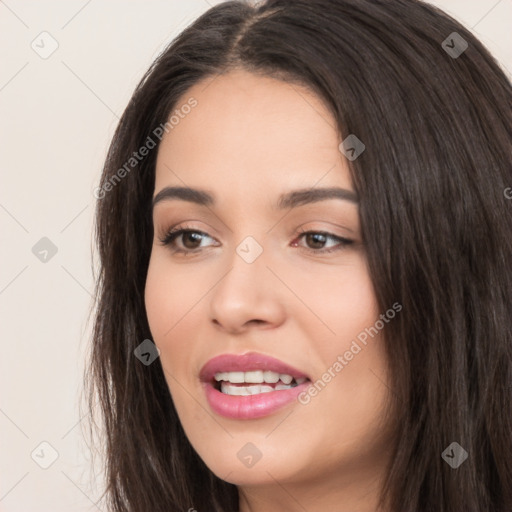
[145,69,395,512]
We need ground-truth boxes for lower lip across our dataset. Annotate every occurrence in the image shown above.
[203,381,311,419]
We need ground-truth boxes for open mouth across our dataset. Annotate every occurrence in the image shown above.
[213,370,309,396]
[200,353,311,419]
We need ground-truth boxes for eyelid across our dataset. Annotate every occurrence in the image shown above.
[158,223,217,247]
[158,223,356,256]
[157,219,218,241]
[293,228,354,252]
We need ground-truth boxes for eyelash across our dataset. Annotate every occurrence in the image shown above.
[158,224,354,256]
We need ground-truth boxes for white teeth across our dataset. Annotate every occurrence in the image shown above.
[275,383,294,391]
[220,382,275,396]
[245,370,264,383]
[228,371,244,383]
[263,370,280,383]
[214,370,298,384]
[214,370,309,395]
[280,374,293,385]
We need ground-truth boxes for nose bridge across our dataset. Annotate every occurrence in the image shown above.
[235,234,265,266]
[208,231,285,332]
[213,232,268,308]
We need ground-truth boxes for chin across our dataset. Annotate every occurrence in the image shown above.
[190,435,310,486]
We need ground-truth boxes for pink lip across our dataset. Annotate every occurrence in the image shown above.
[200,352,309,382]
[200,352,311,420]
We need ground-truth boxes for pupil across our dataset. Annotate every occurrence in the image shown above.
[307,233,326,249]
[184,232,202,249]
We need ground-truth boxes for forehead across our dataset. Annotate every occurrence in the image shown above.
[154,69,352,199]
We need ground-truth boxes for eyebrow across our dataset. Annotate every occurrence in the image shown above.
[152,185,359,211]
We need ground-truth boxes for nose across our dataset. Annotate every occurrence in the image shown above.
[209,245,286,335]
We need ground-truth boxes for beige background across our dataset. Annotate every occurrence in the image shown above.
[1,1,510,511]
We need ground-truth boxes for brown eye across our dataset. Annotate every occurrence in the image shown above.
[294,230,354,254]
[159,228,215,254]
[181,231,204,249]
[304,232,328,250]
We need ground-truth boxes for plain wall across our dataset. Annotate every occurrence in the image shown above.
[1,1,510,510]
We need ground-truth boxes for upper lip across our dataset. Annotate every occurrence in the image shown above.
[199,352,310,382]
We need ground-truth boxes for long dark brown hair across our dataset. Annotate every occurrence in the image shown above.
[85,1,512,510]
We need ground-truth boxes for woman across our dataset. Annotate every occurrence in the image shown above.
[87,1,512,511]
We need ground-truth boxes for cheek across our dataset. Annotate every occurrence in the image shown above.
[296,260,390,441]
[144,255,205,385]
[317,260,386,384]
[293,256,380,346]
[144,253,208,340]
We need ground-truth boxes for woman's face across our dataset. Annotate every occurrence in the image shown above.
[145,69,395,494]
